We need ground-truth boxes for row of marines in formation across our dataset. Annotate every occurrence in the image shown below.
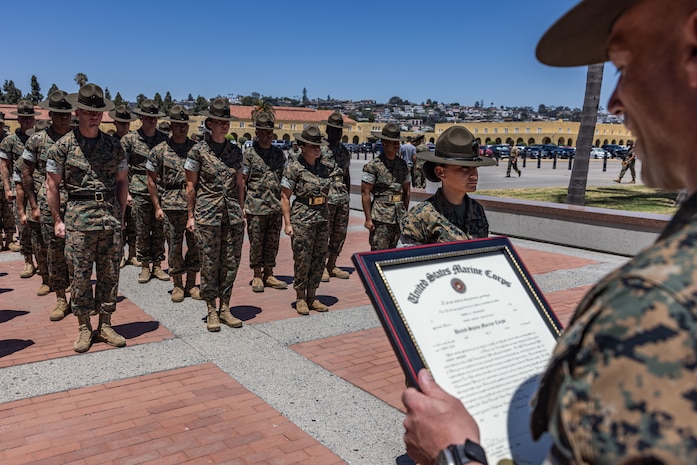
[0,83,490,353]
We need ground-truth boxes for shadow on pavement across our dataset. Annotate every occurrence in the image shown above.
[0,339,35,358]
[0,309,29,323]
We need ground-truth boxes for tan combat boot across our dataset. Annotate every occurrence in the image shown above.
[219,306,243,328]
[137,265,151,284]
[20,259,35,278]
[171,274,185,303]
[263,267,288,289]
[307,291,328,312]
[74,314,93,353]
[152,262,169,281]
[295,289,309,315]
[327,258,349,279]
[252,268,264,293]
[96,313,126,347]
[36,279,51,296]
[8,241,21,252]
[127,255,142,267]
[184,271,202,300]
[206,301,220,332]
[321,268,330,282]
[49,290,70,321]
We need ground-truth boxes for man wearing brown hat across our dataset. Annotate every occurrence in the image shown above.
[402,1,697,464]
[185,97,244,332]
[46,83,129,353]
[108,104,140,268]
[0,112,18,251]
[320,112,351,281]
[21,90,76,320]
[121,99,168,284]
[147,105,201,303]
[361,123,411,250]
[0,100,37,277]
[241,112,288,292]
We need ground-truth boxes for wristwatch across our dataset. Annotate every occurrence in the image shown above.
[435,439,488,465]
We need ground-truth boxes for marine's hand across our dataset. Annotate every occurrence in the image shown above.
[364,219,375,231]
[54,221,66,238]
[186,217,195,233]
[402,369,481,465]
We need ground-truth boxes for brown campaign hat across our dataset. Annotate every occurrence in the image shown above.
[199,97,238,122]
[162,105,194,124]
[67,84,115,112]
[108,104,138,123]
[10,100,38,116]
[374,123,404,142]
[38,90,74,113]
[417,126,496,182]
[0,112,5,123]
[133,99,166,118]
[251,112,277,130]
[26,119,52,136]
[293,125,328,146]
[324,112,345,129]
[536,0,638,67]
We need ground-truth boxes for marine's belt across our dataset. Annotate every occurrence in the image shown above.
[130,167,147,174]
[375,194,402,202]
[68,191,114,202]
[294,196,327,206]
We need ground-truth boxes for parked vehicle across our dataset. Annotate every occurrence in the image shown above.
[601,144,629,158]
[557,146,576,159]
[272,140,291,150]
[522,145,541,158]
[479,144,494,158]
[590,147,608,158]
[491,144,511,159]
[426,142,435,152]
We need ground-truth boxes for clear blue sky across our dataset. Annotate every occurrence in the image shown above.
[2,0,618,110]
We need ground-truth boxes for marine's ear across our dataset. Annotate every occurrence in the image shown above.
[685,9,697,88]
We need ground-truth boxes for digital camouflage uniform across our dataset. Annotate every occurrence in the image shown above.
[147,138,200,276]
[46,129,127,317]
[242,142,286,270]
[0,130,16,245]
[412,143,428,189]
[281,156,338,297]
[1,130,34,262]
[185,140,245,306]
[399,189,489,246]
[114,131,136,262]
[121,128,168,265]
[362,154,411,250]
[531,194,697,465]
[321,142,351,268]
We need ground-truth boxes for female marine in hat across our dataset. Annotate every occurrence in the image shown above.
[184,98,245,332]
[280,126,341,315]
[399,126,495,246]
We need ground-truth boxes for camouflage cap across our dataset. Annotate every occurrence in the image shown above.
[39,90,75,113]
[10,100,38,116]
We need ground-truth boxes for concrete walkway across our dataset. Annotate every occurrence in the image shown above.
[0,211,629,465]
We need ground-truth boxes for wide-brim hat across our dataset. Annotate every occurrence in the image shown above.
[324,112,345,129]
[200,97,238,122]
[294,125,328,146]
[66,84,115,112]
[162,105,195,124]
[38,90,74,113]
[109,104,138,122]
[133,99,166,118]
[413,134,425,143]
[416,126,497,175]
[26,119,51,136]
[536,0,638,67]
[10,100,39,117]
[374,123,404,142]
[0,112,5,123]
[251,112,277,130]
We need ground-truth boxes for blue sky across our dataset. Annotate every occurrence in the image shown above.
[2,0,618,110]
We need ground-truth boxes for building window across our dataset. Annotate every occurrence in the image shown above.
[278,123,283,129]
[526,128,530,133]
[537,128,542,134]
[474,128,478,134]
[504,128,508,134]
[514,128,519,134]
[240,122,245,128]
[494,128,498,134]
[484,128,488,134]
[291,124,297,130]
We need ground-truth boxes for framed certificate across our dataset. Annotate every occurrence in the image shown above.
[352,236,563,463]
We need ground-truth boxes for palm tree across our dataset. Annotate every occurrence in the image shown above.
[74,73,88,87]
[566,63,604,206]
[251,100,275,121]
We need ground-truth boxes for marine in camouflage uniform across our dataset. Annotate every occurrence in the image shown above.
[361,123,411,251]
[321,112,351,281]
[0,113,18,251]
[411,135,428,189]
[46,83,129,353]
[22,91,76,320]
[121,99,168,283]
[281,126,339,315]
[242,113,288,292]
[146,105,201,303]
[0,101,37,276]
[184,98,244,332]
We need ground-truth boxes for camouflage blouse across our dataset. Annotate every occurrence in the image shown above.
[321,143,350,205]
[0,129,30,191]
[242,142,286,215]
[185,140,244,227]
[399,189,489,246]
[531,193,697,464]
[281,156,339,227]
[362,154,411,224]
[121,128,168,196]
[22,127,68,219]
[146,138,195,211]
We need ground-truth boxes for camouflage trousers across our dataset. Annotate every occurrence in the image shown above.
[41,215,72,292]
[412,158,426,189]
[132,194,165,264]
[195,221,244,305]
[163,210,200,276]
[326,203,349,264]
[369,220,400,251]
[506,158,521,176]
[246,213,282,269]
[13,200,33,260]
[123,205,136,254]
[0,192,14,238]
[66,228,122,316]
[291,220,329,294]
[618,161,636,181]
[28,220,48,281]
